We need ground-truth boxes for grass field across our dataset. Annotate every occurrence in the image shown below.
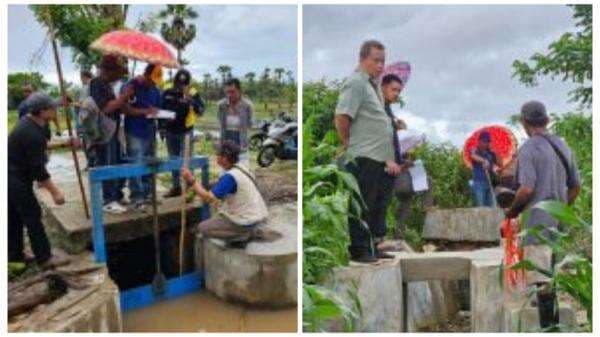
[7,100,296,133]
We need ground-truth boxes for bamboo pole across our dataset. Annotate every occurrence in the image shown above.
[179,133,191,275]
[46,13,90,219]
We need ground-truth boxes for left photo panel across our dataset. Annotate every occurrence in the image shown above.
[6,4,298,332]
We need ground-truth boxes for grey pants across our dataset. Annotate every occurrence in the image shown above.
[393,170,434,239]
[197,216,253,242]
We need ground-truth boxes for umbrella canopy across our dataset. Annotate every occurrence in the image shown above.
[91,30,179,68]
[383,61,411,86]
[462,125,517,169]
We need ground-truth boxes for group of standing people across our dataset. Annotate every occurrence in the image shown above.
[8,53,263,269]
[335,39,581,328]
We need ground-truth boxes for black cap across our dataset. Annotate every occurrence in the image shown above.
[174,69,191,86]
[520,100,548,126]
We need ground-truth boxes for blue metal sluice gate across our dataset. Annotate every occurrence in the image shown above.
[88,156,210,312]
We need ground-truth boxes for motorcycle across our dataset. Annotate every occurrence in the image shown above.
[257,119,297,168]
[249,112,294,151]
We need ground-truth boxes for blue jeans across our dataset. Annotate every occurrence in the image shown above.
[166,130,194,190]
[126,134,156,202]
[471,181,494,207]
[93,136,125,204]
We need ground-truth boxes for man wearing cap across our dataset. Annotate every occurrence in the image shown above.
[470,131,501,207]
[162,68,205,198]
[122,64,162,210]
[88,55,135,214]
[334,40,402,263]
[504,100,581,328]
[8,93,73,268]
[181,140,269,248]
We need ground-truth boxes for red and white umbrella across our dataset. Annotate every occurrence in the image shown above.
[462,125,517,169]
[90,30,179,68]
[383,61,411,85]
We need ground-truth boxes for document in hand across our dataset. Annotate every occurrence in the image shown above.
[149,109,176,119]
[409,159,429,192]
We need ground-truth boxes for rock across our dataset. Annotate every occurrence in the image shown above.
[200,203,297,307]
[423,207,504,242]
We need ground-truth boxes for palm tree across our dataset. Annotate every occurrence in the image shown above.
[203,72,211,102]
[158,5,198,64]
[244,72,256,84]
[217,65,232,85]
[274,67,285,84]
[286,70,294,84]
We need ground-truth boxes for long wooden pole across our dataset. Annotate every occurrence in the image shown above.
[179,133,191,275]
[46,13,90,219]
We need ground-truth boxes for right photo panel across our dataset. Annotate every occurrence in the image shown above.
[302,4,592,333]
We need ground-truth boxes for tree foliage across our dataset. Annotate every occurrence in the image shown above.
[159,4,198,64]
[7,72,50,109]
[512,5,592,108]
[29,5,127,70]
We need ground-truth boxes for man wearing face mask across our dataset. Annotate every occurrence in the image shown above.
[334,40,401,263]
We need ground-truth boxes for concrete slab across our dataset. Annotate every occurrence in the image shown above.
[200,203,297,307]
[423,207,503,242]
[502,302,576,332]
[38,172,205,253]
[8,254,121,332]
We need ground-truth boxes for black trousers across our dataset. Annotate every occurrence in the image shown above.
[345,157,394,258]
[8,174,51,264]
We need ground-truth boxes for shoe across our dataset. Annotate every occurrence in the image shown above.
[350,253,378,264]
[376,250,395,259]
[39,255,71,270]
[132,201,147,212]
[163,187,182,198]
[103,201,127,214]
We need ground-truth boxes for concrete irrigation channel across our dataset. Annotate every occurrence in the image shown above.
[323,207,578,332]
[7,151,298,332]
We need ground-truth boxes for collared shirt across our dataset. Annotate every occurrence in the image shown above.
[123,78,162,139]
[336,69,395,163]
[217,96,253,150]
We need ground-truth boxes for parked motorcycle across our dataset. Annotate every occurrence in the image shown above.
[249,112,294,151]
[257,119,297,167]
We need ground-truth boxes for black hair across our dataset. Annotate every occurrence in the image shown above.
[144,64,157,76]
[80,70,93,79]
[381,74,403,86]
[174,69,191,86]
[224,78,242,91]
[217,140,240,164]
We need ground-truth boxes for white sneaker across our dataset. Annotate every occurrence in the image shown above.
[103,201,128,214]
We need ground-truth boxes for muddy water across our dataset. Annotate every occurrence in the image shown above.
[123,292,297,332]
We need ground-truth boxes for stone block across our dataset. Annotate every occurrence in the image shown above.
[423,207,503,242]
[502,302,576,332]
[470,259,503,332]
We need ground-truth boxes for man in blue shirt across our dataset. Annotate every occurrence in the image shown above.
[470,131,500,207]
[123,64,161,209]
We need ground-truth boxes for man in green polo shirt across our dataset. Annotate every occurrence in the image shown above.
[335,40,402,263]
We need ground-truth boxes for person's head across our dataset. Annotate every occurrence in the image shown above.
[215,140,240,169]
[99,55,128,82]
[25,93,58,122]
[478,131,491,151]
[22,83,34,98]
[381,74,403,104]
[520,100,549,136]
[174,68,192,89]
[359,39,386,78]
[224,78,242,102]
[80,70,93,85]
[143,64,163,87]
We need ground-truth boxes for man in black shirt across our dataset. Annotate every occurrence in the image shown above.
[88,55,134,214]
[8,93,71,268]
[161,69,204,198]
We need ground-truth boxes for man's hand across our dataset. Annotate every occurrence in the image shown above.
[386,160,402,176]
[401,159,414,172]
[181,167,195,184]
[146,107,159,118]
[52,189,65,206]
[504,207,517,219]
[69,137,81,148]
[122,85,135,98]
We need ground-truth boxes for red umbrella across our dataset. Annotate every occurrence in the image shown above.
[462,125,517,169]
[90,30,179,68]
[383,61,411,86]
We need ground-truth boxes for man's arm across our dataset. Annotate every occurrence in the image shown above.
[335,114,351,149]
[505,185,534,218]
[38,178,65,205]
[567,186,580,205]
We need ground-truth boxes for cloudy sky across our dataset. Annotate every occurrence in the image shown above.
[7,4,297,85]
[304,5,587,146]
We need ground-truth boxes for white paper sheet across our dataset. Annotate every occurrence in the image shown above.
[397,130,426,154]
[409,159,429,192]
[148,109,176,119]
